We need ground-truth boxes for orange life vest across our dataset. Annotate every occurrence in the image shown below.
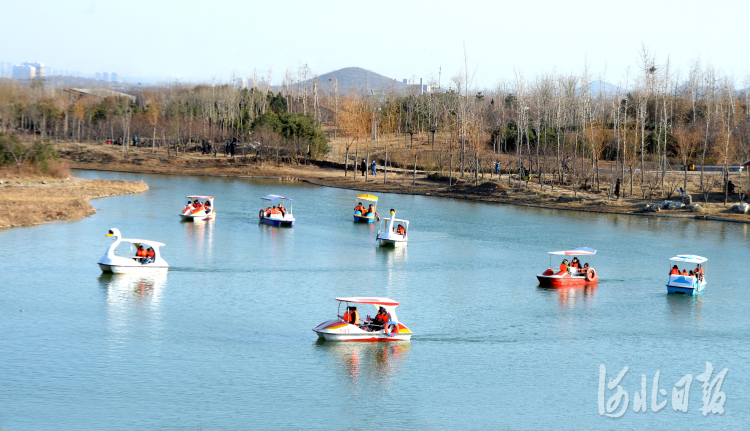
[681,269,688,275]
[670,268,679,275]
[350,310,359,324]
[397,226,405,235]
[559,263,567,272]
[147,250,155,258]
[343,311,351,322]
[136,249,146,257]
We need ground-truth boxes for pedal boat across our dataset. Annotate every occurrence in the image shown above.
[667,255,707,294]
[353,193,379,223]
[258,194,295,227]
[537,247,598,287]
[376,210,408,248]
[97,228,169,273]
[313,297,413,341]
[180,195,216,221]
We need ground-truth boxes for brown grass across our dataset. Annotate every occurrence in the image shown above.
[0,177,148,229]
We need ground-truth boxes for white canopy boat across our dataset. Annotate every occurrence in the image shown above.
[537,247,598,287]
[97,228,169,273]
[258,194,295,227]
[667,255,707,294]
[376,209,408,248]
[313,297,413,341]
[180,195,216,221]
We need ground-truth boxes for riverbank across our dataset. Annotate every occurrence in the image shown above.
[58,141,750,223]
[0,173,149,230]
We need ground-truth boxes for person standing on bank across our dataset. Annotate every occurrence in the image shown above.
[361,159,367,177]
[230,138,237,158]
[614,179,621,199]
[371,160,377,176]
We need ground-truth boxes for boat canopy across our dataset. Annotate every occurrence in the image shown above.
[356,194,378,202]
[548,247,596,256]
[262,194,293,202]
[186,195,214,200]
[335,297,399,306]
[122,239,165,248]
[669,255,708,264]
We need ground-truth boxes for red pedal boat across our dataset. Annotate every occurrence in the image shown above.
[537,247,598,287]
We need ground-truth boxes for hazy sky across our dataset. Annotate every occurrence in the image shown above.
[3,0,748,87]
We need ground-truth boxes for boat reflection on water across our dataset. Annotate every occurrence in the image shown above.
[537,284,598,309]
[182,218,214,261]
[98,272,167,303]
[666,293,702,324]
[378,246,407,296]
[98,272,168,344]
[315,339,411,383]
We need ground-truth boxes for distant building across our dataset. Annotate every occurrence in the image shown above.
[235,77,246,88]
[403,78,414,85]
[95,72,102,80]
[12,64,35,79]
[0,62,4,77]
[102,72,110,81]
[69,88,136,103]
[111,72,120,82]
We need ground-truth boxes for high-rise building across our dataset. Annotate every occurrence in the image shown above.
[102,72,110,81]
[235,77,246,88]
[95,72,102,80]
[12,65,36,79]
[111,72,120,82]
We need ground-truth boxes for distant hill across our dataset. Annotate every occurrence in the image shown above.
[588,80,628,95]
[310,67,407,93]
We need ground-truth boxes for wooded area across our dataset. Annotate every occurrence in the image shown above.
[2,52,750,203]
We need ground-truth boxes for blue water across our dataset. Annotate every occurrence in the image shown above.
[1,170,749,430]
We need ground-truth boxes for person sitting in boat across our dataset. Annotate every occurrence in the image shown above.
[371,307,390,331]
[396,224,406,235]
[192,199,201,210]
[695,264,704,280]
[689,270,695,277]
[203,200,211,212]
[354,202,364,214]
[670,265,680,275]
[571,257,581,269]
[135,245,147,261]
[140,247,155,265]
[364,204,380,221]
[681,269,688,276]
[185,200,192,211]
[343,306,359,326]
[278,204,286,217]
[559,259,570,274]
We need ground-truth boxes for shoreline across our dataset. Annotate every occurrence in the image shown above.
[57,142,750,225]
[69,166,750,225]
[0,176,149,230]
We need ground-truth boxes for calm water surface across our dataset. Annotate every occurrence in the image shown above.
[2,170,749,430]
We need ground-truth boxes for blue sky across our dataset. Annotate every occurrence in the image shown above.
[2,0,748,87]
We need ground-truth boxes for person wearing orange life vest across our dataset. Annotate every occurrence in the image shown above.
[203,200,211,212]
[278,204,286,217]
[192,199,201,210]
[372,307,390,331]
[343,306,351,323]
[681,269,688,276]
[670,265,679,275]
[559,259,570,274]
[695,264,704,281]
[396,224,405,235]
[349,307,359,325]
[354,202,364,214]
[135,246,147,261]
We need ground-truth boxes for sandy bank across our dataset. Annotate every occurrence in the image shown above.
[0,174,149,230]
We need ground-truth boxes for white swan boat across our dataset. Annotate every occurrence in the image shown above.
[97,228,169,273]
[180,195,216,221]
[313,297,413,341]
[376,210,408,247]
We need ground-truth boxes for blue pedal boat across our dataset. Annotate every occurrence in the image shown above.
[353,193,380,223]
[258,194,295,227]
[666,255,707,294]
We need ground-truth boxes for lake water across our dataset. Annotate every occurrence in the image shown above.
[2,170,749,430]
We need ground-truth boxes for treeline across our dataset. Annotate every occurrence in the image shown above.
[2,52,750,202]
[0,80,328,160]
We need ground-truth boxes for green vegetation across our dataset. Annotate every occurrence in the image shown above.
[0,132,60,173]
[251,112,329,159]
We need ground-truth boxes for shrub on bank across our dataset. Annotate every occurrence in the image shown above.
[0,132,69,177]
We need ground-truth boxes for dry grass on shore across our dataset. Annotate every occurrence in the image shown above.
[0,176,148,229]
